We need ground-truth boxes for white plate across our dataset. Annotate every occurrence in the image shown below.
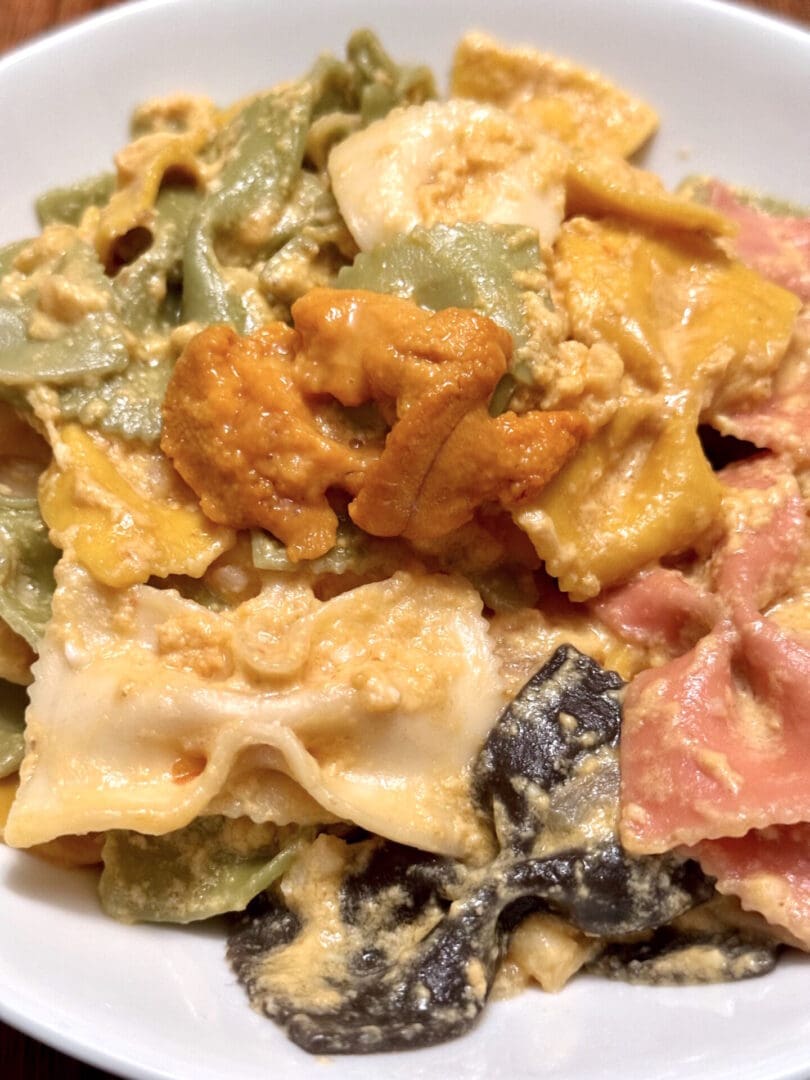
[1,1,809,1077]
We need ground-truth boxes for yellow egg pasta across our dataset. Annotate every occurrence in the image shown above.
[39,424,234,587]
[452,31,659,157]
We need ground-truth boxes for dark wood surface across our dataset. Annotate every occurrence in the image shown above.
[1,0,808,1076]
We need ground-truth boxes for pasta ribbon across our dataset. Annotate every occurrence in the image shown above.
[516,217,799,598]
[0,773,17,835]
[99,819,305,924]
[39,424,234,588]
[96,126,213,272]
[337,223,562,385]
[4,564,503,861]
[0,490,58,647]
[0,620,34,687]
[328,98,568,253]
[0,403,55,651]
[181,85,315,329]
[565,154,734,237]
[0,231,129,388]
[555,217,800,400]
[36,172,116,228]
[516,409,721,600]
[0,680,26,779]
[451,31,658,157]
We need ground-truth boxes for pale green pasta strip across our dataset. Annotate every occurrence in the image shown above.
[251,519,403,577]
[55,188,200,444]
[100,818,310,924]
[259,173,356,312]
[36,172,116,228]
[183,31,435,328]
[0,679,27,778]
[309,28,436,125]
[182,85,315,329]
[0,240,129,386]
[55,358,174,446]
[338,223,554,382]
[114,186,201,333]
[0,491,58,647]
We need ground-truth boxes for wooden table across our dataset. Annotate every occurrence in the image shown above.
[1,0,808,1076]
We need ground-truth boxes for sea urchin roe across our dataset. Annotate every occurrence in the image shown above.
[161,319,374,560]
[161,288,587,559]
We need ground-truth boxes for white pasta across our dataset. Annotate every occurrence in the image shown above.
[328,98,567,251]
[6,561,505,861]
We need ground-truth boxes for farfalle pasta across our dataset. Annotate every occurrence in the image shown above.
[0,27,809,1055]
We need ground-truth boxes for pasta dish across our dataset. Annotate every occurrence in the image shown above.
[0,28,808,1054]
